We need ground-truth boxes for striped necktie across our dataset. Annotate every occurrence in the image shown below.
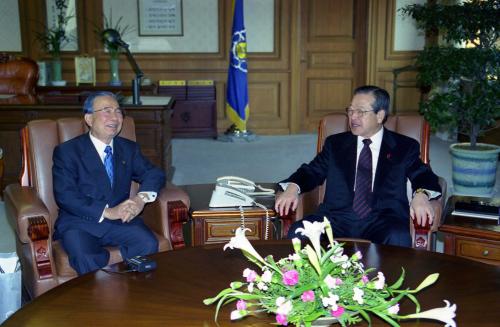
[104,145,114,187]
[352,139,372,218]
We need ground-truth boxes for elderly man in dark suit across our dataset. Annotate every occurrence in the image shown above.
[275,85,441,247]
[52,91,165,274]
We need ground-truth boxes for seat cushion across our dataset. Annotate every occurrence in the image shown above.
[52,231,170,277]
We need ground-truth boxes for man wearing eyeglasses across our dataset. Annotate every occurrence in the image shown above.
[275,85,441,247]
[52,91,165,274]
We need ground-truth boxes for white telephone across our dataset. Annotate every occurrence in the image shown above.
[209,176,275,240]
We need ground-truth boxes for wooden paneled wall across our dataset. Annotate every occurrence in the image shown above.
[11,0,418,134]
[366,0,422,114]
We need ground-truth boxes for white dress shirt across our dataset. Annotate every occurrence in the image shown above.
[88,133,157,222]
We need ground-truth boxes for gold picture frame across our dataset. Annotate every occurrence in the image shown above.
[74,56,96,85]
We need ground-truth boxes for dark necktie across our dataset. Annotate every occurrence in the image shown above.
[353,139,372,218]
[104,145,114,187]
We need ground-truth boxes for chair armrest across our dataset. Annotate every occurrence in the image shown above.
[411,176,447,250]
[4,184,51,244]
[142,183,190,250]
[432,176,447,230]
[4,183,55,279]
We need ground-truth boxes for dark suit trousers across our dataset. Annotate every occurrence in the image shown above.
[287,212,411,247]
[61,218,158,275]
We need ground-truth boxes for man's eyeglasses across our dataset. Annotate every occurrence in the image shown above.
[93,107,123,116]
[345,107,375,117]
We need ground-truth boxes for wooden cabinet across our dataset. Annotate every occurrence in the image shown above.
[192,211,274,246]
[180,184,279,246]
[171,100,217,138]
[159,81,217,138]
[439,196,500,265]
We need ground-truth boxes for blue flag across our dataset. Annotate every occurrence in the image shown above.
[226,0,249,131]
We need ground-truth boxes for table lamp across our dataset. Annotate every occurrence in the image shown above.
[102,28,143,105]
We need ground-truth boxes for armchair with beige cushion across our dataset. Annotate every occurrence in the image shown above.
[287,114,446,250]
[0,53,38,104]
[4,117,190,299]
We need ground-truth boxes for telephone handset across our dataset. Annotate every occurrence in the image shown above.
[216,176,275,196]
[209,185,255,208]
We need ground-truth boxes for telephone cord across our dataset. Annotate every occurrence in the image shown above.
[239,202,270,241]
[253,201,270,241]
[239,205,246,230]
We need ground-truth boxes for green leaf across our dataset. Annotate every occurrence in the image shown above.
[388,268,405,290]
[406,293,421,313]
[203,287,235,305]
[357,309,372,325]
[371,310,400,327]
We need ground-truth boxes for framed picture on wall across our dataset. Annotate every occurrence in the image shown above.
[138,0,183,36]
[74,56,96,86]
[45,0,79,51]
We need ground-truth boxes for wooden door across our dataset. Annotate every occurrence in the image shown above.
[298,0,368,131]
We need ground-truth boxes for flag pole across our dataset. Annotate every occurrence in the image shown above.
[219,0,256,142]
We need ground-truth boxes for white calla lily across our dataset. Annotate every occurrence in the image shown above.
[400,300,456,327]
[295,220,326,259]
[224,227,267,266]
[413,273,439,293]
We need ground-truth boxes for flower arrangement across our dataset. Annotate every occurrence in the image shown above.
[204,218,457,327]
[35,0,74,58]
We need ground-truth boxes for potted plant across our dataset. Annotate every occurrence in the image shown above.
[35,0,74,85]
[95,11,132,86]
[401,0,500,196]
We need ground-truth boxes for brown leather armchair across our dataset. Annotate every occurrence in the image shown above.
[288,114,446,250]
[0,53,38,104]
[4,117,190,299]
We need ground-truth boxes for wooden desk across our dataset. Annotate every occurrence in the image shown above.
[4,241,500,326]
[440,195,500,265]
[181,184,278,246]
[0,98,174,192]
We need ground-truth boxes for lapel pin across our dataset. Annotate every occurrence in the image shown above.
[122,160,126,165]
[386,153,392,159]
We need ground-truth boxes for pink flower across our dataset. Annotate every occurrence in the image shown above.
[362,275,369,284]
[282,270,299,286]
[301,290,315,302]
[331,306,345,318]
[243,268,257,282]
[236,299,247,310]
[276,313,288,325]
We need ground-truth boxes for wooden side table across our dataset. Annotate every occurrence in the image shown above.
[181,184,279,246]
[439,195,500,265]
